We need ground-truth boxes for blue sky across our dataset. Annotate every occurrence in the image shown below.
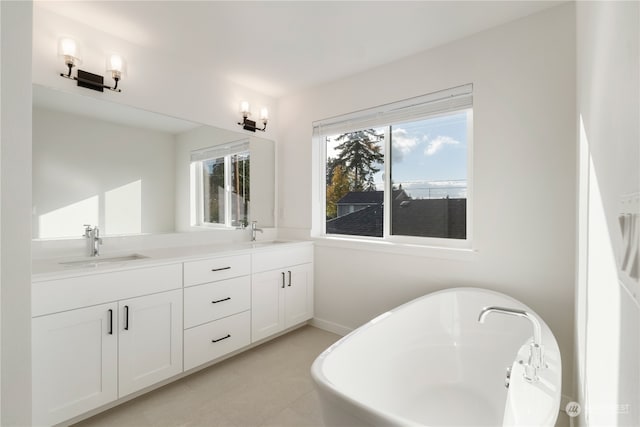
[326,110,469,199]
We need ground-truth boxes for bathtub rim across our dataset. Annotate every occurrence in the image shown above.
[310,286,560,427]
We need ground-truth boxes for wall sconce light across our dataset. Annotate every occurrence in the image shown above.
[58,38,125,93]
[238,101,268,132]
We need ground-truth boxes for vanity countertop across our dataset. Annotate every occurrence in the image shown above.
[32,240,312,282]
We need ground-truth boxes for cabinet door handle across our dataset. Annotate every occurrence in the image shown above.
[211,297,231,304]
[124,305,129,330]
[211,266,231,272]
[281,272,285,288]
[288,270,292,287]
[211,334,231,343]
[108,309,113,335]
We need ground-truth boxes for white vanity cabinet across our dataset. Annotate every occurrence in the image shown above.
[183,254,252,371]
[251,245,314,342]
[31,242,315,425]
[118,289,183,397]
[31,264,183,426]
[32,302,118,427]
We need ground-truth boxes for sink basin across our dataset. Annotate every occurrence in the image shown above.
[60,254,148,267]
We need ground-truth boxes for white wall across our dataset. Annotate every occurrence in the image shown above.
[575,1,640,425]
[33,107,176,238]
[277,3,577,398]
[0,1,32,424]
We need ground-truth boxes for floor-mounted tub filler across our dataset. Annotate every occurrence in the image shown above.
[311,288,561,427]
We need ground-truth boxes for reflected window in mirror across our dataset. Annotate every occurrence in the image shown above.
[191,140,250,228]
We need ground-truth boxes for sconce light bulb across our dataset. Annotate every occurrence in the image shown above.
[58,38,80,65]
[240,101,250,117]
[106,54,125,81]
[260,107,269,122]
[107,54,123,72]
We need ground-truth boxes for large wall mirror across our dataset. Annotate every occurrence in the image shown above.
[32,84,275,240]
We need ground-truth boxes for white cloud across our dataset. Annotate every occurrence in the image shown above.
[424,136,460,156]
[392,128,419,161]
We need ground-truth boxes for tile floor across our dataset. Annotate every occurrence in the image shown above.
[74,325,570,427]
[74,326,340,427]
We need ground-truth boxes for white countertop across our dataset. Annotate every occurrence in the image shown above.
[32,240,312,282]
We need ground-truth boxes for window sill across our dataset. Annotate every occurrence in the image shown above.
[311,235,477,261]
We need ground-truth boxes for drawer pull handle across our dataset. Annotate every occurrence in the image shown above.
[288,270,292,287]
[211,266,231,272]
[211,297,231,304]
[212,334,231,343]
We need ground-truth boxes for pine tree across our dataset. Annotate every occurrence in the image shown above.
[333,129,384,191]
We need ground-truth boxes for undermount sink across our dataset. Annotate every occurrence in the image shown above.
[60,254,148,267]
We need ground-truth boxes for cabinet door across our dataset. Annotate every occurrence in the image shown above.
[251,269,285,342]
[284,263,314,328]
[118,289,183,397]
[32,303,118,426]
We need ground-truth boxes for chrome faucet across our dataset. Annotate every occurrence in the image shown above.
[250,221,263,241]
[478,306,545,382]
[83,225,102,257]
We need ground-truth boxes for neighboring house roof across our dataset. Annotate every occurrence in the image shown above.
[327,197,466,239]
[336,191,383,205]
[391,198,466,239]
[326,204,383,237]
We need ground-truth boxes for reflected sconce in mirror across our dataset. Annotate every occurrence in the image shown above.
[58,38,125,93]
[238,101,268,132]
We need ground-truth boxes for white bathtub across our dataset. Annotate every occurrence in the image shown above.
[311,288,561,427]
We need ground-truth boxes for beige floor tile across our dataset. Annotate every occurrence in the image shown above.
[260,406,322,427]
[74,326,340,427]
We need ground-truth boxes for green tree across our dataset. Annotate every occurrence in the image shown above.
[326,165,350,219]
[333,129,384,191]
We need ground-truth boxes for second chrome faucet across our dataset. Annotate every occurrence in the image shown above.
[250,221,263,241]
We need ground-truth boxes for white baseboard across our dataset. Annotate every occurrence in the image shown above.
[310,317,353,336]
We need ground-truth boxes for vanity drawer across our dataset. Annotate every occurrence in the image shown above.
[183,310,251,371]
[183,254,250,286]
[184,276,250,328]
[252,245,313,273]
[32,264,183,317]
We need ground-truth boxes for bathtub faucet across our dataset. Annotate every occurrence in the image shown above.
[478,306,544,382]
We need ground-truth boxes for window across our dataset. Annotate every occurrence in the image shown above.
[191,140,250,228]
[315,84,472,247]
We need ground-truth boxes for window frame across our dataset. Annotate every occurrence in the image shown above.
[312,86,474,250]
[190,143,250,229]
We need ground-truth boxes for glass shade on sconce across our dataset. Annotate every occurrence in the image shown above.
[259,108,269,123]
[105,54,125,91]
[58,38,80,62]
[58,38,81,75]
[240,101,251,118]
[106,54,125,80]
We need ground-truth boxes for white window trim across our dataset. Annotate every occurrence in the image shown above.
[190,141,250,229]
[311,85,474,252]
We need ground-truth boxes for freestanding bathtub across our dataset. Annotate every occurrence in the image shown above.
[311,288,561,427]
